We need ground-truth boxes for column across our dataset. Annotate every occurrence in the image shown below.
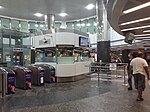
[44,14,55,33]
[96,0,110,62]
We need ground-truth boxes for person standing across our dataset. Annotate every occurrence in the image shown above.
[130,52,150,101]
[127,52,133,90]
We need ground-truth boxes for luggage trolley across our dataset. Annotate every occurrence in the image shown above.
[0,67,15,95]
[12,66,32,90]
[27,65,45,86]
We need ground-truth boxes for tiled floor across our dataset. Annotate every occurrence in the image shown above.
[0,74,150,112]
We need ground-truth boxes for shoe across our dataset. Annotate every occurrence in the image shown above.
[128,87,132,90]
[136,98,144,101]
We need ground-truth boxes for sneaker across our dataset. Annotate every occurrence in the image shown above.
[128,87,132,90]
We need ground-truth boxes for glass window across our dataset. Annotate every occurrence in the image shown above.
[20,21,28,32]
[66,22,74,29]
[81,20,87,33]
[74,21,81,31]
[54,23,61,29]
[1,18,10,29]
[29,22,37,30]
[88,18,95,34]
[38,23,46,31]
[11,20,19,30]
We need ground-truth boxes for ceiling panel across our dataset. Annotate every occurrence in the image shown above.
[0,0,96,21]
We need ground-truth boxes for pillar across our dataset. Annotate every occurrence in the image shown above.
[96,0,110,63]
[44,14,55,33]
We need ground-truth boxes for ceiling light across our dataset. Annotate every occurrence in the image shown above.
[94,22,97,26]
[35,24,38,27]
[0,6,3,9]
[40,24,44,27]
[87,23,91,26]
[76,23,81,27]
[58,13,68,17]
[86,4,95,10]
[121,25,150,31]
[143,30,150,33]
[135,34,150,37]
[120,17,150,26]
[81,23,85,27]
[123,2,150,14]
[34,13,43,17]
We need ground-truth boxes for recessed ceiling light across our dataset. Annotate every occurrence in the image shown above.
[123,1,150,14]
[135,34,150,37]
[34,13,43,17]
[143,30,150,33]
[86,4,95,10]
[121,25,150,31]
[120,17,150,26]
[0,6,3,9]
[58,13,68,17]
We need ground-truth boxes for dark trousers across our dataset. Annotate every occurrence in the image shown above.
[128,71,132,88]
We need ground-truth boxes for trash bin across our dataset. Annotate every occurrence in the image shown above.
[34,64,56,83]
[0,67,15,94]
[12,66,32,90]
[27,65,45,86]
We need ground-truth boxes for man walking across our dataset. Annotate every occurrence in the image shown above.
[130,52,150,101]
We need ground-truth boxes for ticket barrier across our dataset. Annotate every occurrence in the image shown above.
[34,64,56,83]
[0,67,15,95]
[12,66,32,90]
[27,66,45,86]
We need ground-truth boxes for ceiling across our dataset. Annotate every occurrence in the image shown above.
[0,0,96,21]
[108,0,150,49]
[119,0,150,35]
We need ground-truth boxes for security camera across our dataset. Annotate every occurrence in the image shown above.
[44,40,48,43]
[43,37,48,43]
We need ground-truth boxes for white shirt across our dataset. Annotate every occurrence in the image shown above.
[130,57,148,76]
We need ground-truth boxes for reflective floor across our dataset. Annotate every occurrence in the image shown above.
[0,74,150,112]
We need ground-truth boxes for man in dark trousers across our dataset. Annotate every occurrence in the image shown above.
[130,52,150,101]
[127,52,133,90]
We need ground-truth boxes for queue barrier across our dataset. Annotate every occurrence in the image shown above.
[89,62,128,85]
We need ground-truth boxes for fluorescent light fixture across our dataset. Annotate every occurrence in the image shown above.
[72,24,74,27]
[35,24,38,27]
[121,25,150,31]
[123,2,150,14]
[120,17,150,26]
[40,24,44,27]
[143,30,150,33]
[81,23,85,27]
[135,34,150,37]
[86,4,95,10]
[34,13,43,17]
[87,23,91,26]
[58,13,67,17]
[76,23,80,27]
[94,22,97,26]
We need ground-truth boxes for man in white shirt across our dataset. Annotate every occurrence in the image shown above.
[130,52,150,101]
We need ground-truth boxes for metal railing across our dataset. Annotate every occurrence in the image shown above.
[88,62,128,85]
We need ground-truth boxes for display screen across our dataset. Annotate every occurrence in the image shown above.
[79,37,89,47]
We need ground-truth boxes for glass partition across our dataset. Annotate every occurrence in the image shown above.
[0,29,31,67]
[35,48,56,63]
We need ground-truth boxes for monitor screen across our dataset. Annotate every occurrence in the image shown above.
[79,37,89,47]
